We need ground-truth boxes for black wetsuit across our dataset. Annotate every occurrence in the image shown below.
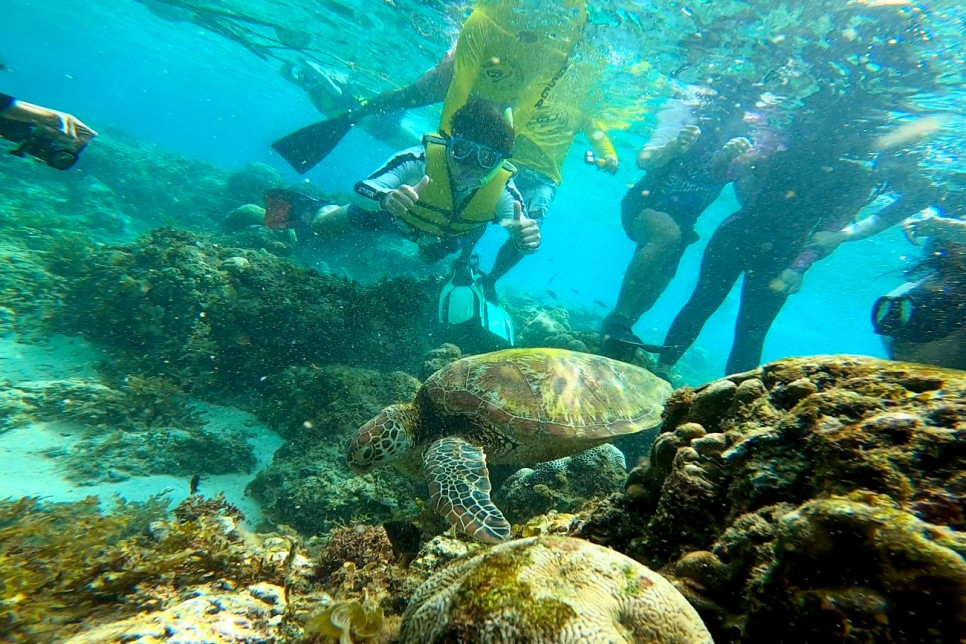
[621,109,750,281]
[661,146,875,375]
[0,93,15,111]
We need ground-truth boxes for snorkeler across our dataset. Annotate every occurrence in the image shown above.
[275,0,618,305]
[450,7,619,303]
[0,93,97,170]
[265,98,538,341]
[654,89,933,378]
[136,0,307,62]
[870,209,966,370]
[601,82,757,359]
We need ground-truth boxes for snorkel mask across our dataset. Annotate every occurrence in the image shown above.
[446,107,514,189]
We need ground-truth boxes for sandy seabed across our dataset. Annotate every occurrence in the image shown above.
[0,333,282,527]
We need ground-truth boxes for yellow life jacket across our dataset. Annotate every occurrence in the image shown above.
[398,134,516,239]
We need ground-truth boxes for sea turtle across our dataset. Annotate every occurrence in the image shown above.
[346,348,672,543]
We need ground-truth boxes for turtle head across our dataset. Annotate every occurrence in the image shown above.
[346,403,417,474]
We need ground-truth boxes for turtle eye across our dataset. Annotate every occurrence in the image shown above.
[357,445,375,464]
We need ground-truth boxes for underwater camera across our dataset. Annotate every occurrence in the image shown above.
[0,117,87,170]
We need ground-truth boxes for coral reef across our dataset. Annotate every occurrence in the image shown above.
[0,378,119,432]
[65,580,290,643]
[0,375,255,483]
[496,444,627,525]
[53,229,439,390]
[58,424,255,483]
[304,597,385,643]
[579,355,966,642]
[312,524,412,616]
[420,343,462,380]
[0,375,202,433]
[0,236,64,332]
[224,163,283,207]
[247,365,424,535]
[0,494,293,641]
[406,533,484,583]
[223,202,267,231]
[399,535,714,643]
[79,128,232,229]
[514,305,589,352]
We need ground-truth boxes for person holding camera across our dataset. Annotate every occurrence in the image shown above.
[0,93,96,169]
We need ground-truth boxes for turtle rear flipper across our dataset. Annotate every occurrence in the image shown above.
[424,437,511,544]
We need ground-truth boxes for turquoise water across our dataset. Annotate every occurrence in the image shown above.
[2,1,965,641]
[4,0,940,380]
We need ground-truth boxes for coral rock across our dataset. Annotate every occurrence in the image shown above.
[581,355,966,642]
[400,535,713,643]
[224,203,266,231]
[420,343,461,380]
[688,379,737,428]
[225,162,283,206]
[497,444,627,524]
[64,582,287,643]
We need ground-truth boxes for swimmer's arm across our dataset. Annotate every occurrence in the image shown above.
[636,127,677,170]
[366,50,455,115]
[584,118,618,174]
[904,214,966,246]
[354,156,425,207]
[771,246,821,295]
[637,140,680,170]
[710,137,753,183]
[0,96,97,140]
[786,205,862,279]
[637,102,694,170]
[812,193,935,251]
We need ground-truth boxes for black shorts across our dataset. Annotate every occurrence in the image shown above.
[621,176,722,241]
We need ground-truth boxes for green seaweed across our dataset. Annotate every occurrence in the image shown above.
[0,494,284,642]
[449,549,576,638]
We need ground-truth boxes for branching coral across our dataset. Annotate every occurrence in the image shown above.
[312,524,413,617]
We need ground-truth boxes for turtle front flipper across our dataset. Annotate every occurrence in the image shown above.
[423,437,511,544]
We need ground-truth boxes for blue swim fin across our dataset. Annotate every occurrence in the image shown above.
[438,256,514,346]
[483,300,515,346]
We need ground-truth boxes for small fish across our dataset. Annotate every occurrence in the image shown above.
[383,521,422,567]
[545,288,558,300]
[189,474,202,495]
[593,299,607,308]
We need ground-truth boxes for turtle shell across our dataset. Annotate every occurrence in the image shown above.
[423,348,671,443]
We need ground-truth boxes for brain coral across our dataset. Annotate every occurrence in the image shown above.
[399,535,712,643]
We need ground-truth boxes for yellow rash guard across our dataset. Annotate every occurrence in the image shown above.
[439,1,588,140]
[440,1,614,186]
[512,60,617,185]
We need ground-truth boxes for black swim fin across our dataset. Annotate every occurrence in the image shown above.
[271,110,357,174]
[601,328,667,354]
[604,336,668,354]
[622,339,668,354]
